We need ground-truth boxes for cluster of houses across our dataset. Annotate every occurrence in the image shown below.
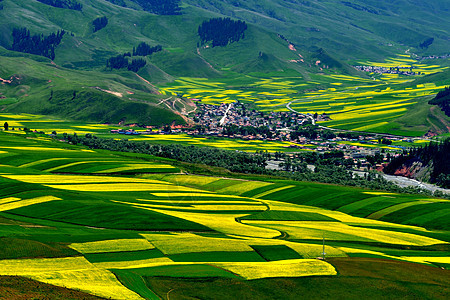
[193,102,310,133]
[110,129,142,135]
[354,65,420,75]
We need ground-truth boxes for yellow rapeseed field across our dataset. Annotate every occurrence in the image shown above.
[2,174,167,184]
[118,200,265,212]
[0,257,143,299]
[139,207,281,238]
[242,220,443,246]
[93,257,173,270]
[141,232,254,254]
[0,196,61,212]
[45,183,205,192]
[148,192,253,199]
[70,239,155,253]
[214,259,337,280]
[217,181,272,195]
[94,164,177,173]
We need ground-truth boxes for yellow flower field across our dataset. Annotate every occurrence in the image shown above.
[93,257,173,270]
[140,207,281,238]
[214,259,337,280]
[0,257,143,299]
[147,192,257,200]
[0,196,61,212]
[141,232,254,254]
[70,239,155,254]
[2,174,167,184]
[19,158,69,168]
[217,181,272,195]
[93,164,177,173]
[120,200,265,212]
[45,183,205,192]
[140,198,259,204]
[0,146,67,151]
[242,220,444,246]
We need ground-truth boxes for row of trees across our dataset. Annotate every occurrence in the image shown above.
[385,139,450,188]
[93,16,108,33]
[419,37,434,49]
[11,27,65,60]
[106,55,147,72]
[104,0,181,15]
[291,125,336,140]
[64,134,268,174]
[54,133,445,197]
[106,42,162,72]
[429,86,450,117]
[133,43,162,56]
[198,18,247,47]
[36,0,82,11]
[135,0,181,15]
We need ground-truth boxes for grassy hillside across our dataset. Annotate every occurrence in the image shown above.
[184,0,450,61]
[0,48,188,125]
[0,0,319,74]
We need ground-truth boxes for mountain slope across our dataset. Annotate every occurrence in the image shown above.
[184,0,450,61]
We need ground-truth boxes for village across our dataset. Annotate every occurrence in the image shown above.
[353,65,421,75]
[111,101,421,172]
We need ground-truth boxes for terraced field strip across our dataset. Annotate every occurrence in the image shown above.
[94,164,177,173]
[2,174,167,184]
[108,259,337,280]
[217,181,273,195]
[120,200,267,212]
[19,158,69,168]
[252,185,296,199]
[140,199,259,205]
[367,201,431,219]
[44,183,206,192]
[157,175,221,187]
[214,259,337,279]
[242,220,444,246]
[0,146,68,152]
[147,192,259,200]
[70,239,155,254]
[338,196,406,214]
[139,207,281,238]
[0,196,61,212]
[141,232,255,255]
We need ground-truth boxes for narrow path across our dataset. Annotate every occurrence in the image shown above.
[219,103,233,126]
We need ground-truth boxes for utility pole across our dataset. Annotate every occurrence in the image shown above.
[322,236,326,260]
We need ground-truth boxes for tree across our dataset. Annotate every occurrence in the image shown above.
[198,18,247,47]
[3,122,8,131]
[93,16,108,33]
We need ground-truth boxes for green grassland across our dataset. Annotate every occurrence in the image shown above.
[184,0,450,60]
[0,131,448,298]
